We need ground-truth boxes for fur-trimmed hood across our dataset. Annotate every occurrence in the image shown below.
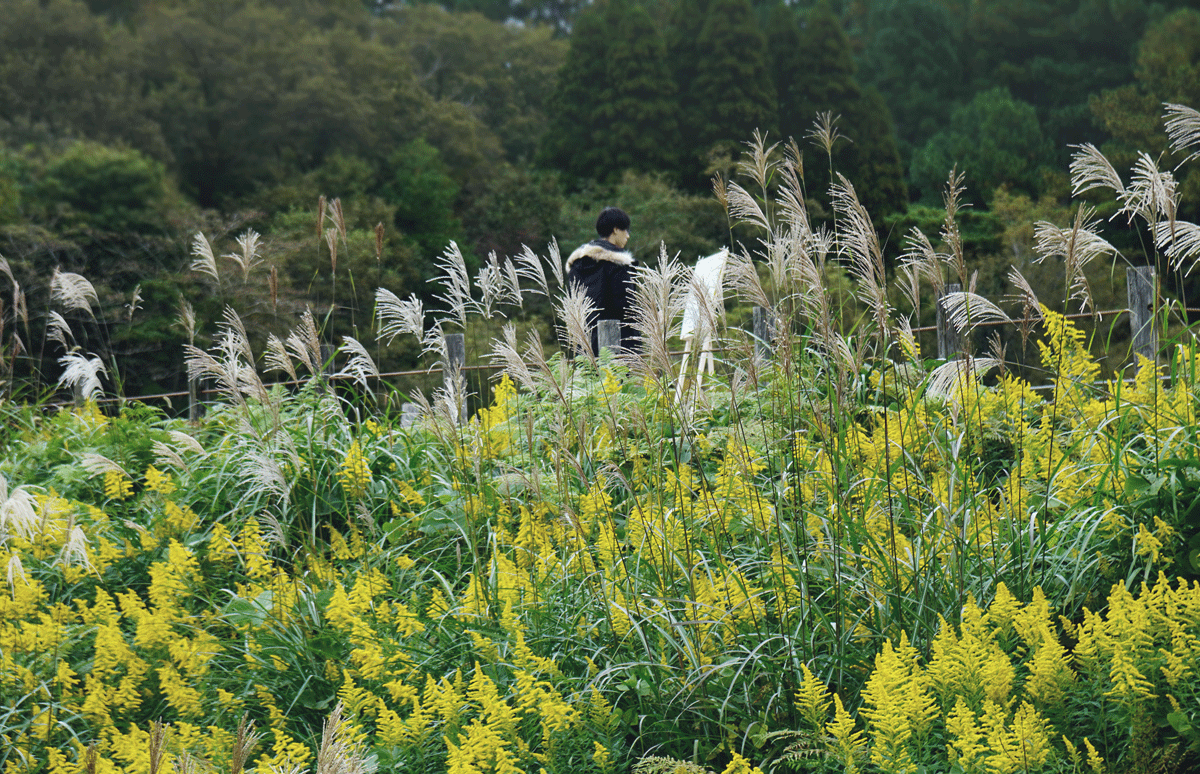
[565,239,635,272]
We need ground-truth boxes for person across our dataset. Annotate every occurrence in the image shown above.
[566,206,637,355]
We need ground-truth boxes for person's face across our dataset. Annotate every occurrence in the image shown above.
[609,228,630,248]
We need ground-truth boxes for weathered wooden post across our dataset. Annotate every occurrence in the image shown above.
[597,319,621,356]
[1127,266,1157,364]
[188,377,200,423]
[444,332,467,424]
[753,306,775,362]
[936,283,963,360]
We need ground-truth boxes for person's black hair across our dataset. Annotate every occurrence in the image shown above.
[595,206,631,237]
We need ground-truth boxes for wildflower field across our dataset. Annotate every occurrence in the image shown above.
[6,116,1200,774]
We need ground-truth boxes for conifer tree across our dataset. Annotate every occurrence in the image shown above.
[786,0,907,216]
[679,0,776,188]
[595,0,681,179]
[538,0,611,185]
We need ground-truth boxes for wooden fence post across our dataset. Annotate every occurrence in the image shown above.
[753,306,775,362]
[1127,266,1157,364]
[444,332,467,425]
[936,283,963,360]
[188,377,200,422]
[597,319,621,356]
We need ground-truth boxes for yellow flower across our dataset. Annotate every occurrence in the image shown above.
[103,470,133,500]
[720,752,765,774]
[144,465,176,495]
[794,663,832,728]
[337,440,372,497]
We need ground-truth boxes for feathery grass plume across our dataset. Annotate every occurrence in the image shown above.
[318,194,328,238]
[628,244,687,376]
[230,714,262,774]
[336,336,379,389]
[325,226,339,278]
[1164,102,1200,165]
[489,323,538,392]
[190,233,219,280]
[1121,152,1178,224]
[897,316,919,362]
[125,284,142,322]
[78,453,125,476]
[239,450,291,506]
[1152,219,1200,274]
[15,281,27,331]
[168,430,206,456]
[57,525,92,572]
[926,356,1002,401]
[221,306,255,363]
[1069,143,1125,197]
[777,139,811,235]
[46,311,74,350]
[332,197,347,240]
[0,254,11,284]
[739,129,781,193]
[433,241,472,329]
[263,334,298,382]
[50,269,99,317]
[375,288,424,344]
[940,168,969,286]
[901,227,947,300]
[1,485,39,541]
[514,244,550,297]
[171,754,196,774]
[502,254,523,309]
[286,308,322,375]
[6,552,26,598]
[374,221,384,260]
[724,246,770,309]
[831,173,889,332]
[474,252,514,319]
[557,283,598,361]
[1033,205,1118,312]
[225,229,263,280]
[808,111,847,158]
[150,440,187,471]
[185,310,266,407]
[269,265,278,312]
[178,298,195,344]
[148,719,168,774]
[1006,267,1043,348]
[315,702,369,774]
[83,743,98,774]
[940,291,1013,334]
[58,352,107,401]
[726,179,772,233]
[546,237,564,290]
[712,170,729,217]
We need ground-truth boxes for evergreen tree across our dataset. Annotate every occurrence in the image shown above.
[681,0,776,188]
[786,0,907,216]
[596,0,681,179]
[537,0,611,185]
[766,2,805,142]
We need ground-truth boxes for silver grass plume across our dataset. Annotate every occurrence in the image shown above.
[314,703,371,774]
[926,356,1003,401]
[190,233,219,280]
[7,552,27,599]
[51,269,99,317]
[221,306,254,363]
[285,308,322,376]
[1033,206,1117,312]
[940,291,1013,334]
[0,255,12,284]
[900,227,947,300]
[1121,152,1178,224]
[473,252,509,319]
[375,288,425,344]
[724,247,770,309]
[179,298,196,345]
[238,450,291,507]
[557,283,598,361]
[125,284,142,322]
[1151,219,1200,274]
[224,229,263,280]
[502,255,523,309]
[628,245,688,376]
[726,179,771,233]
[336,336,379,389]
[808,111,846,158]
[1,485,40,542]
[1006,267,1043,349]
[150,440,187,471]
[331,197,347,240]
[831,173,889,333]
[79,453,125,476]
[738,129,780,193]
[421,318,448,362]
[263,334,298,382]
[1069,143,1125,197]
[489,323,538,393]
[546,238,564,290]
[1164,102,1200,166]
[58,352,107,401]
[433,241,472,329]
[168,430,206,456]
[325,227,339,277]
[514,244,550,297]
[777,140,811,235]
[57,526,92,572]
[940,169,969,286]
[46,311,74,350]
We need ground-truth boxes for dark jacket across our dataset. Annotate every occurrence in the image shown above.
[565,238,637,353]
